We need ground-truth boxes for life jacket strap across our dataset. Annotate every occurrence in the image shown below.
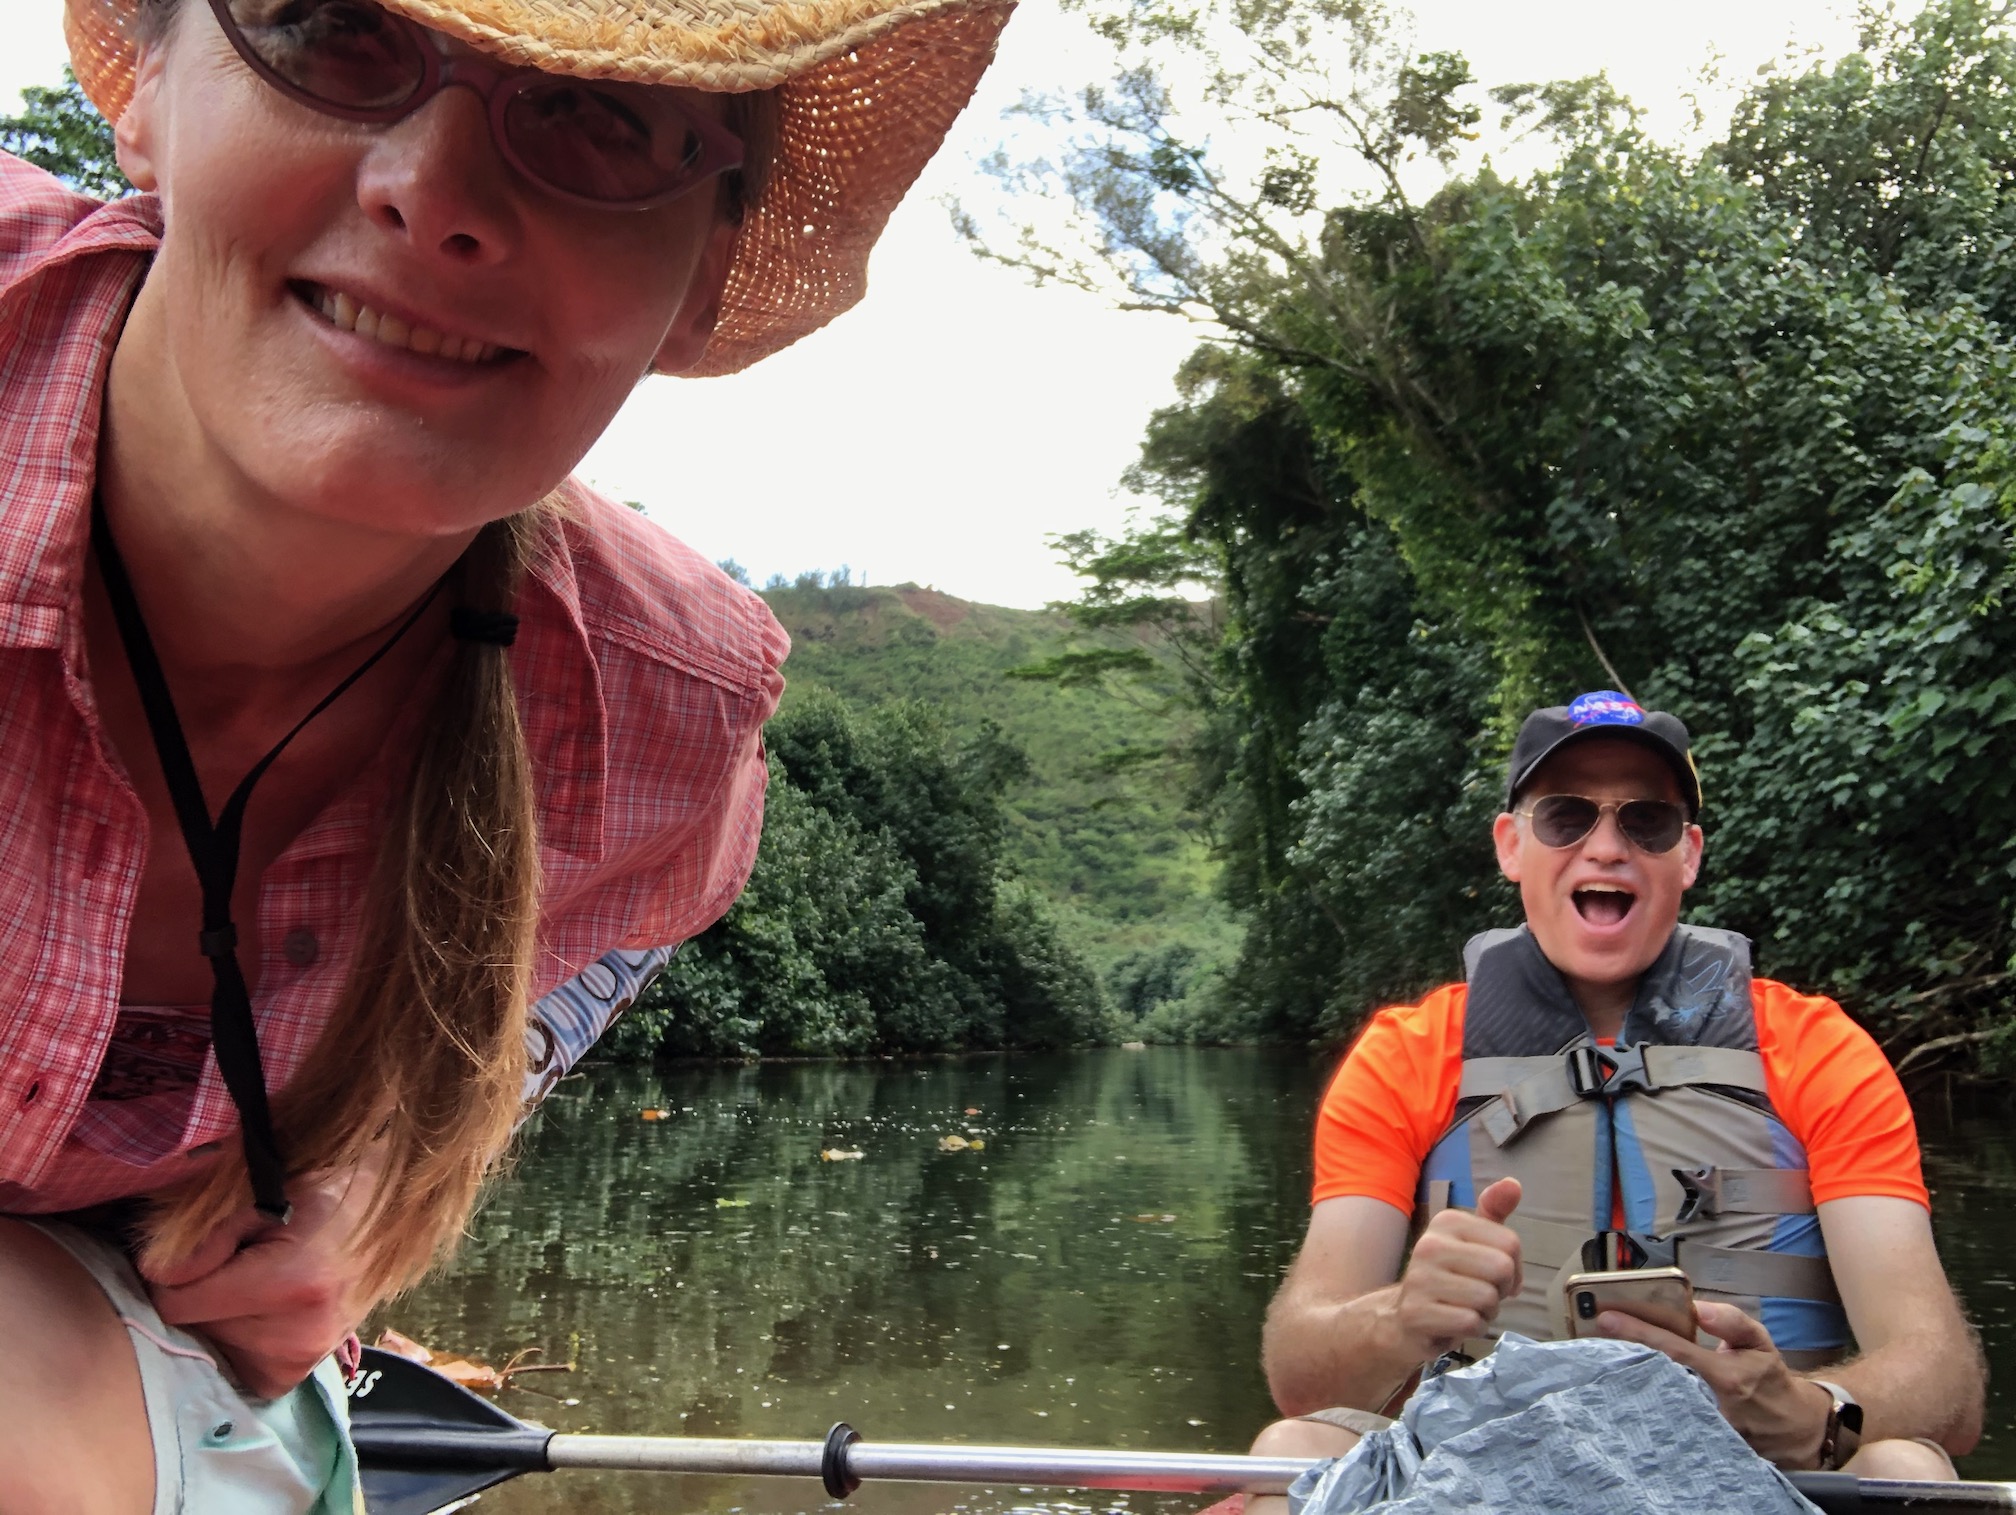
[1612,1230,1841,1304]
[1461,1045,1772,1148]
[1673,1164,1815,1222]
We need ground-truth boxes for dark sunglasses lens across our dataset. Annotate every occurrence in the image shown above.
[1618,801,1686,854]
[503,80,708,202]
[226,0,426,110]
[1530,796,1600,848]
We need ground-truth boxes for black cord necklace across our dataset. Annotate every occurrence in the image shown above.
[90,498,443,1223]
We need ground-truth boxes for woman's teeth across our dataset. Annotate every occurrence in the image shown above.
[313,287,501,363]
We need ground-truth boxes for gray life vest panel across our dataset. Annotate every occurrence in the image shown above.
[1413,925,1849,1370]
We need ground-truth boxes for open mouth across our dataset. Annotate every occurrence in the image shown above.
[1571,883,1638,928]
[293,281,522,366]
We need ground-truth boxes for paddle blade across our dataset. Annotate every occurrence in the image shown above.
[347,1346,553,1515]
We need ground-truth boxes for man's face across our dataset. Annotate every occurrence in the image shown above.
[1490,738,1704,999]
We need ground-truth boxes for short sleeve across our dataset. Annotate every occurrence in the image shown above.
[1312,985,1468,1213]
[1752,979,1928,1210]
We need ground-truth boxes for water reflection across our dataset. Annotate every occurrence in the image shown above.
[383,1049,1317,1515]
[381,1049,2012,1515]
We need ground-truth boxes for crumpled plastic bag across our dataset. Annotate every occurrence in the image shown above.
[1287,1334,1821,1515]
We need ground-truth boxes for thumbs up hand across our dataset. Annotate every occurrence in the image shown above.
[1385,1177,1524,1364]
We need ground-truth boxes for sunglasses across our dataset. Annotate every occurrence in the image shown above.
[203,0,746,209]
[1515,794,1690,855]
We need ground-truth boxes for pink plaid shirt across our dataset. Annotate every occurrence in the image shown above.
[0,153,788,1211]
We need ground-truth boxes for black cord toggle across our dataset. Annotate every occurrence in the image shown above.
[821,1423,862,1500]
[450,608,519,647]
[198,924,239,959]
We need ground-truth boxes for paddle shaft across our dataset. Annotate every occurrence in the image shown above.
[353,1421,2016,1507]
[347,1351,2016,1513]
[550,1435,1311,1491]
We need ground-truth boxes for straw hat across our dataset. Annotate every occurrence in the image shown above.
[64,0,1015,375]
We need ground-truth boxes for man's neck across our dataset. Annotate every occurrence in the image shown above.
[95,294,476,708]
[1564,974,1636,1042]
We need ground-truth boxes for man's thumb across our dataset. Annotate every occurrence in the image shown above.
[1476,1176,1522,1225]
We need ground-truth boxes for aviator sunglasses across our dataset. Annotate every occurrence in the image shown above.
[203,0,746,209]
[1515,794,1689,855]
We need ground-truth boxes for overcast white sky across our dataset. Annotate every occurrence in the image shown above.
[1,0,1881,606]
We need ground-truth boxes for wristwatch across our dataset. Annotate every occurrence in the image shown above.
[1811,1380,1864,1471]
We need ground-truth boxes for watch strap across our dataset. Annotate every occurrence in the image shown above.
[1810,1379,1864,1470]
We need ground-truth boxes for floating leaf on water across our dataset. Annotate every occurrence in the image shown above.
[820,1148,866,1161]
[372,1332,573,1396]
[1129,1213,1177,1224]
[937,1134,971,1152]
[640,1108,672,1121]
[716,1197,753,1208]
[375,1328,433,1365]
[969,1139,986,1151]
[964,1108,981,1116]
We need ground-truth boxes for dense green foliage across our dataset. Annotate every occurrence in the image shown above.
[608,690,1110,1057]
[982,0,2016,1062]
[0,71,127,200]
[761,582,1240,1030]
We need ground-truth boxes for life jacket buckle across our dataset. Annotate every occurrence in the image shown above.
[1581,1230,1679,1272]
[1566,1045,1608,1097]
[1674,1165,1719,1224]
[1566,1043,1657,1098]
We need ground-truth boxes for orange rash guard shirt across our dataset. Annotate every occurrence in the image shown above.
[1311,979,1928,1215]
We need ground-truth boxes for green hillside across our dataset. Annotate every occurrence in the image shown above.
[762,581,1238,984]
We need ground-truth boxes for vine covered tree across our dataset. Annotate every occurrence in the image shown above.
[982,0,2016,1065]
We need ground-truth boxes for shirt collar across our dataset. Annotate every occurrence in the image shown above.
[518,515,609,861]
[0,191,159,649]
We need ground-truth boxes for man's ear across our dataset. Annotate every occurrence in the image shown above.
[1492,812,1523,883]
[1679,823,1704,889]
[652,215,741,375]
[113,43,173,194]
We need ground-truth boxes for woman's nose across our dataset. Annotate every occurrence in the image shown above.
[355,83,519,267]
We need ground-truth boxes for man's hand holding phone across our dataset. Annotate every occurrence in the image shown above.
[1597,1296,1830,1466]
[1384,1176,1525,1362]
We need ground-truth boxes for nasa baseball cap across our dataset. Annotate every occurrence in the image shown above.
[1504,691,1702,816]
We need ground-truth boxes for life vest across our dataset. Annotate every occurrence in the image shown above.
[1412,924,1850,1370]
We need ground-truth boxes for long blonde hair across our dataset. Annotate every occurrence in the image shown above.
[140,514,543,1301]
[122,3,783,1294]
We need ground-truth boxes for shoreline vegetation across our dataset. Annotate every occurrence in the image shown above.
[12,1,2016,1076]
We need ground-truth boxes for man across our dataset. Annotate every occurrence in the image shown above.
[1253,691,1981,1484]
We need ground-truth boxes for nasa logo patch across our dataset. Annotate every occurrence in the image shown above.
[1568,690,1645,727]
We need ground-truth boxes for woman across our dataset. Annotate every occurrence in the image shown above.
[0,0,1010,1501]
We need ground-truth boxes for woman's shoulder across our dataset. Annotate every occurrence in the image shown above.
[0,152,154,296]
[540,477,789,704]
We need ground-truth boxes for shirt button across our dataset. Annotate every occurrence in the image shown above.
[282,929,320,968]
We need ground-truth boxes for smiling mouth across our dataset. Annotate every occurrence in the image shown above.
[294,282,519,365]
[1572,884,1638,927]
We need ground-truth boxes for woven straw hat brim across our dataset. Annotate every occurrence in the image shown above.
[66,0,1014,375]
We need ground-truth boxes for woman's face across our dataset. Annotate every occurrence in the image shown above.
[114,1,739,540]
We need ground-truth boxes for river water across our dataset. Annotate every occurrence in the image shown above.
[379,1048,2014,1514]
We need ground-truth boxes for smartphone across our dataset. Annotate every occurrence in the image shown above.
[1561,1266,1696,1340]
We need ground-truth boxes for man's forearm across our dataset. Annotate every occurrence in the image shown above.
[1811,1329,1984,1457]
[1262,1284,1423,1417]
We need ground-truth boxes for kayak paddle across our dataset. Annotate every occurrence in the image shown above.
[344,1347,2014,1515]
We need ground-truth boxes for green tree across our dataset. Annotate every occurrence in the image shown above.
[982,0,2016,1061]
[614,691,1108,1057]
[1,71,128,200]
